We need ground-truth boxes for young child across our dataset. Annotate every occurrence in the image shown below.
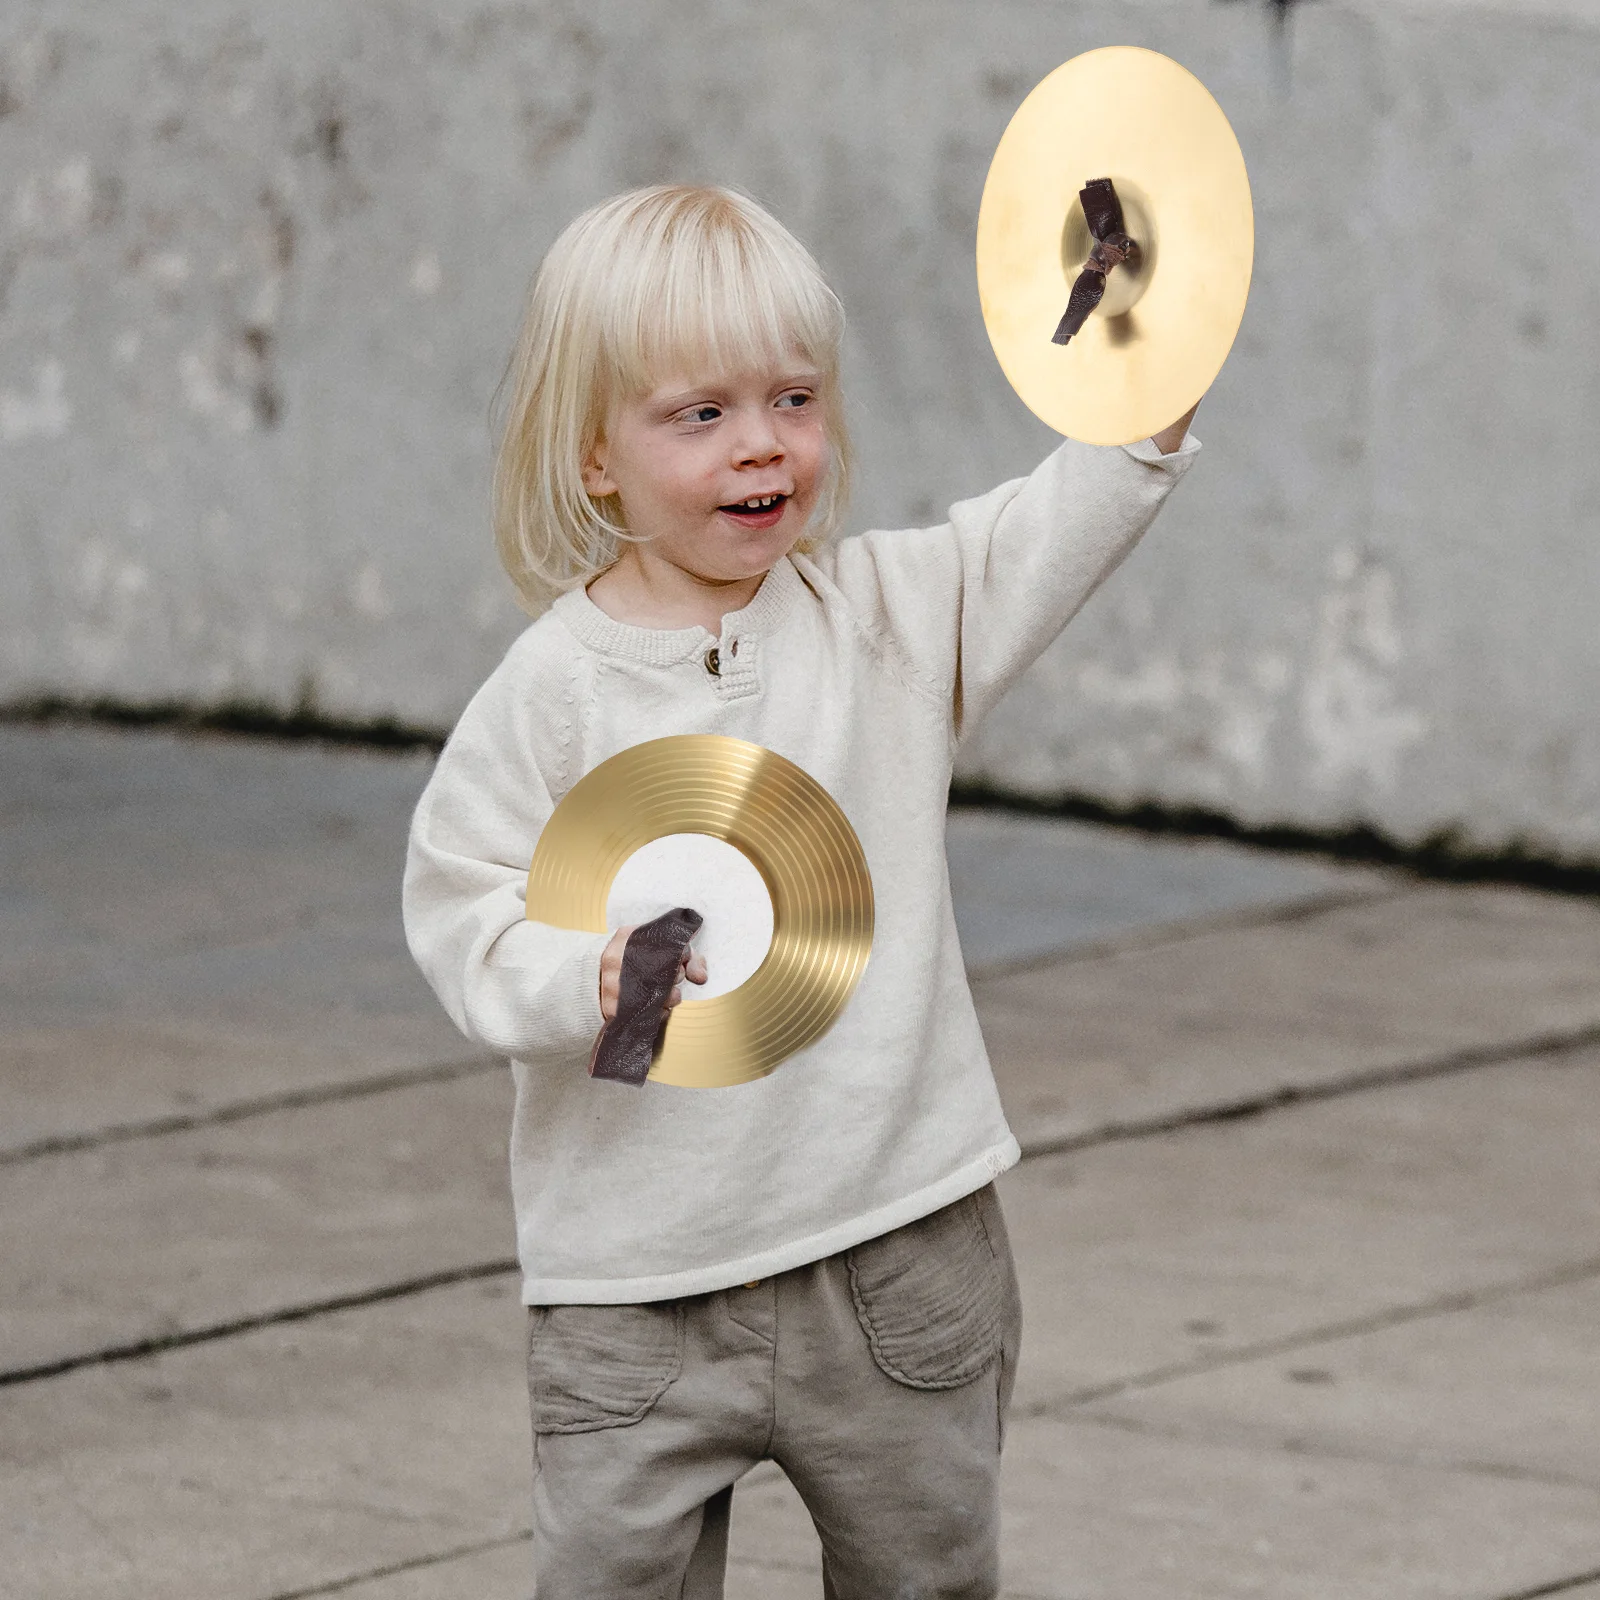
[403,184,1199,1598]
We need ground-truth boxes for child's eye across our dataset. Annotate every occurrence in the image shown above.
[685,404,721,424]
[776,391,812,410]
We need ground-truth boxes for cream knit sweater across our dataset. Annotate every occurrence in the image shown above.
[404,434,1198,1302]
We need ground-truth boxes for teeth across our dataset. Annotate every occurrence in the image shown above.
[740,494,780,509]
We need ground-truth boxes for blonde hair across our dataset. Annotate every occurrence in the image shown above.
[492,185,853,612]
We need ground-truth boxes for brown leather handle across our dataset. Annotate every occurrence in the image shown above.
[589,907,704,1086]
[1052,177,1140,347]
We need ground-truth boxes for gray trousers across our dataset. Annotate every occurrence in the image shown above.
[525,1183,1023,1599]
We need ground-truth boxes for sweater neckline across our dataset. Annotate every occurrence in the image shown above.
[553,556,803,665]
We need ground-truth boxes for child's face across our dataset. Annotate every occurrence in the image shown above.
[583,362,828,586]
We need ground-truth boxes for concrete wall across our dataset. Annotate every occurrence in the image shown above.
[3,0,1597,855]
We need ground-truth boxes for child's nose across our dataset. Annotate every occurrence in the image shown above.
[730,411,783,466]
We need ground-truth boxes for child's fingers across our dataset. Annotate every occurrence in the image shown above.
[597,925,635,1022]
[597,931,703,1018]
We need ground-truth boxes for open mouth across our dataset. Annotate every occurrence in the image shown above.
[719,493,789,525]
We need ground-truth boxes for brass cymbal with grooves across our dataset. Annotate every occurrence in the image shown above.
[526,735,874,1088]
[977,46,1254,446]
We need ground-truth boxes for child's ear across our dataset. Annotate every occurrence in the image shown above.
[581,437,616,499]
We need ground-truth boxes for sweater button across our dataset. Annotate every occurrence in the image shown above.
[704,647,721,677]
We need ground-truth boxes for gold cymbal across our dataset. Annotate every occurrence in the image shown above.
[976,46,1254,446]
[526,735,874,1088]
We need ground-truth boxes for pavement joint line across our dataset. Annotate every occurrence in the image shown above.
[966,879,1417,984]
[251,1538,1600,1600]
[254,1530,531,1600]
[0,884,1548,1174]
[4,1025,1598,1388]
[4,999,1596,1392]
[1060,1407,1600,1494]
[1492,1568,1600,1600]
[253,1534,821,1600]
[0,1258,520,1390]
[0,1052,503,1167]
[5,995,1577,1176]
[0,880,1416,1169]
[1021,1250,1600,1418]
[1015,1018,1600,1162]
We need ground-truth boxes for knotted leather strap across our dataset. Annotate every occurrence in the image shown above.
[1052,177,1140,346]
[589,907,704,1086]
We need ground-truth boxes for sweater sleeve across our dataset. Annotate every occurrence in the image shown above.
[402,643,609,1066]
[818,434,1198,738]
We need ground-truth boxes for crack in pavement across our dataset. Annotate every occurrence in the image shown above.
[0,1258,519,1389]
[6,1027,1600,1389]
[253,1529,1600,1600]
[14,900,1592,1179]
[1057,1406,1600,1495]
[253,1529,827,1600]
[0,881,1412,1169]
[256,1530,531,1600]
[0,1052,502,1167]
[1016,1018,1600,1161]
[1020,1250,1600,1417]
[965,879,1413,984]
[13,881,1592,1187]
[1494,1570,1600,1600]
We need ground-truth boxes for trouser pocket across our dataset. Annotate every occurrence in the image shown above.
[527,1302,684,1433]
[846,1189,1006,1390]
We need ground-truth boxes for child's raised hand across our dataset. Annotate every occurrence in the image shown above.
[1151,400,1201,456]
[599,926,709,1021]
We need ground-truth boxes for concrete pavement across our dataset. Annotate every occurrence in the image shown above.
[3,723,1599,1598]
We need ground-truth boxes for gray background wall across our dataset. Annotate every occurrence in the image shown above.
[3,0,1597,856]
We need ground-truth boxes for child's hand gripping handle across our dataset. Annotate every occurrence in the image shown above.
[590,907,705,1086]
